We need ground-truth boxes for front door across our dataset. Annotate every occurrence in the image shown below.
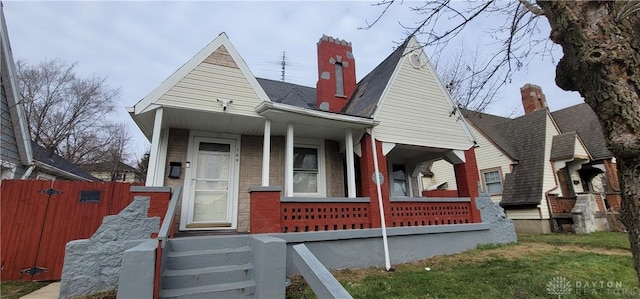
[185,137,237,229]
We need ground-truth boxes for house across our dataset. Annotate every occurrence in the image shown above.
[428,83,619,233]
[127,32,483,233]
[1,4,97,183]
[81,161,141,183]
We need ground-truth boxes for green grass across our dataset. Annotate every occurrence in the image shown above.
[519,231,631,250]
[0,281,50,299]
[287,232,638,299]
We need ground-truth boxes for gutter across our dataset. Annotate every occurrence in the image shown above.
[33,161,95,182]
[255,101,378,126]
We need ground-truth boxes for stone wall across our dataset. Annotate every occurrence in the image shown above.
[59,196,160,299]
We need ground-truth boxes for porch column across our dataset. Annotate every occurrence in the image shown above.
[453,147,482,223]
[285,123,294,197]
[261,119,271,186]
[345,128,356,198]
[146,108,163,186]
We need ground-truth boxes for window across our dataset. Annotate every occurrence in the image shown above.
[335,62,344,96]
[291,139,326,197]
[392,164,408,197]
[293,147,318,193]
[482,169,503,194]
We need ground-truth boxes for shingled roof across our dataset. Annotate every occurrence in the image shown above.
[462,109,516,160]
[31,141,98,181]
[496,109,549,206]
[551,103,612,160]
[550,132,578,161]
[341,38,409,118]
[256,78,317,109]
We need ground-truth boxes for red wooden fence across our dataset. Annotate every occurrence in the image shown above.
[0,180,170,281]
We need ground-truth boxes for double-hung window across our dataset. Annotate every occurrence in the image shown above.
[292,140,326,196]
[482,169,503,194]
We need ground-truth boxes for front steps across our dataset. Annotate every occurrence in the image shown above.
[159,235,255,298]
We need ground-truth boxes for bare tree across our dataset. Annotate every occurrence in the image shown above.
[365,0,640,281]
[431,44,503,112]
[16,59,124,164]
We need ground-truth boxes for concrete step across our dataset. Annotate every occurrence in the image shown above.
[159,280,255,299]
[162,263,253,289]
[165,246,251,270]
[168,235,249,252]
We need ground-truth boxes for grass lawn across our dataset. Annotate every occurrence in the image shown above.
[0,281,49,299]
[287,232,639,299]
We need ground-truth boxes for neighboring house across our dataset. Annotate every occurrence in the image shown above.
[128,33,481,233]
[81,161,141,183]
[430,83,619,233]
[1,5,97,183]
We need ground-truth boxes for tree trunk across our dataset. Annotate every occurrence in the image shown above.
[537,1,640,282]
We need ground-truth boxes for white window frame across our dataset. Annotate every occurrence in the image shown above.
[292,138,326,197]
[481,168,503,195]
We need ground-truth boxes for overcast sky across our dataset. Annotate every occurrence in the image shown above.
[3,1,585,159]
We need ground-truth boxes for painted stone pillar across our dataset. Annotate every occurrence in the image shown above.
[358,133,392,228]
[453,147,482,223]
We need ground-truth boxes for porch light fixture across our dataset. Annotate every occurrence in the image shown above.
[217,98,233,111]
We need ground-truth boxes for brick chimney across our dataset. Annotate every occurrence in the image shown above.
[316,35,356,112]
[521,83,548,114]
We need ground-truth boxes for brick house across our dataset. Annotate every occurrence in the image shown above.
[428,84,620,233]
[128,32,482,233]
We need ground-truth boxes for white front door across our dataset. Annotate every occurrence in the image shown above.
[184,137,238,229]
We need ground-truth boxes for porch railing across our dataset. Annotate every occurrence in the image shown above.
[154,186,182,299]
[280,198,371,232]
[249,186,478,234]
[389,198,473,227]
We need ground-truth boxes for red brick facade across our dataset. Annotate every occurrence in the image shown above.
[359,133,392,227]
[453,147,482,223]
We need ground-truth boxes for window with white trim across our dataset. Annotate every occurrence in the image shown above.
[292,140,326,196]
[482,169,503,194]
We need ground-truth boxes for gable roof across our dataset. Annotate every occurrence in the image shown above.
[1,4,32,166]
[462,109,516,160]
[341,38,408,118]
[550,132,578,161]
[496,109,549,206]
[131,32,271,115]
[551,103,612,160]
[31,141,98,181]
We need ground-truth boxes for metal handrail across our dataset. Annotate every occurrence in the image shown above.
[158,186,181,247]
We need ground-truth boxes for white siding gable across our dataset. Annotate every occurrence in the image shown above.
[372,37,475,150]
[540,112,562,219]
[133,33,270,116]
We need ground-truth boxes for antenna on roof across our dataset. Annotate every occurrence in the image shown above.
[281,51,286,82]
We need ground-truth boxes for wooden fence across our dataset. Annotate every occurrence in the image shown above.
[0,180,170,281]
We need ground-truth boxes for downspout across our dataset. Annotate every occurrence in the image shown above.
[545,161,561,232]
[368,128,392,271]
